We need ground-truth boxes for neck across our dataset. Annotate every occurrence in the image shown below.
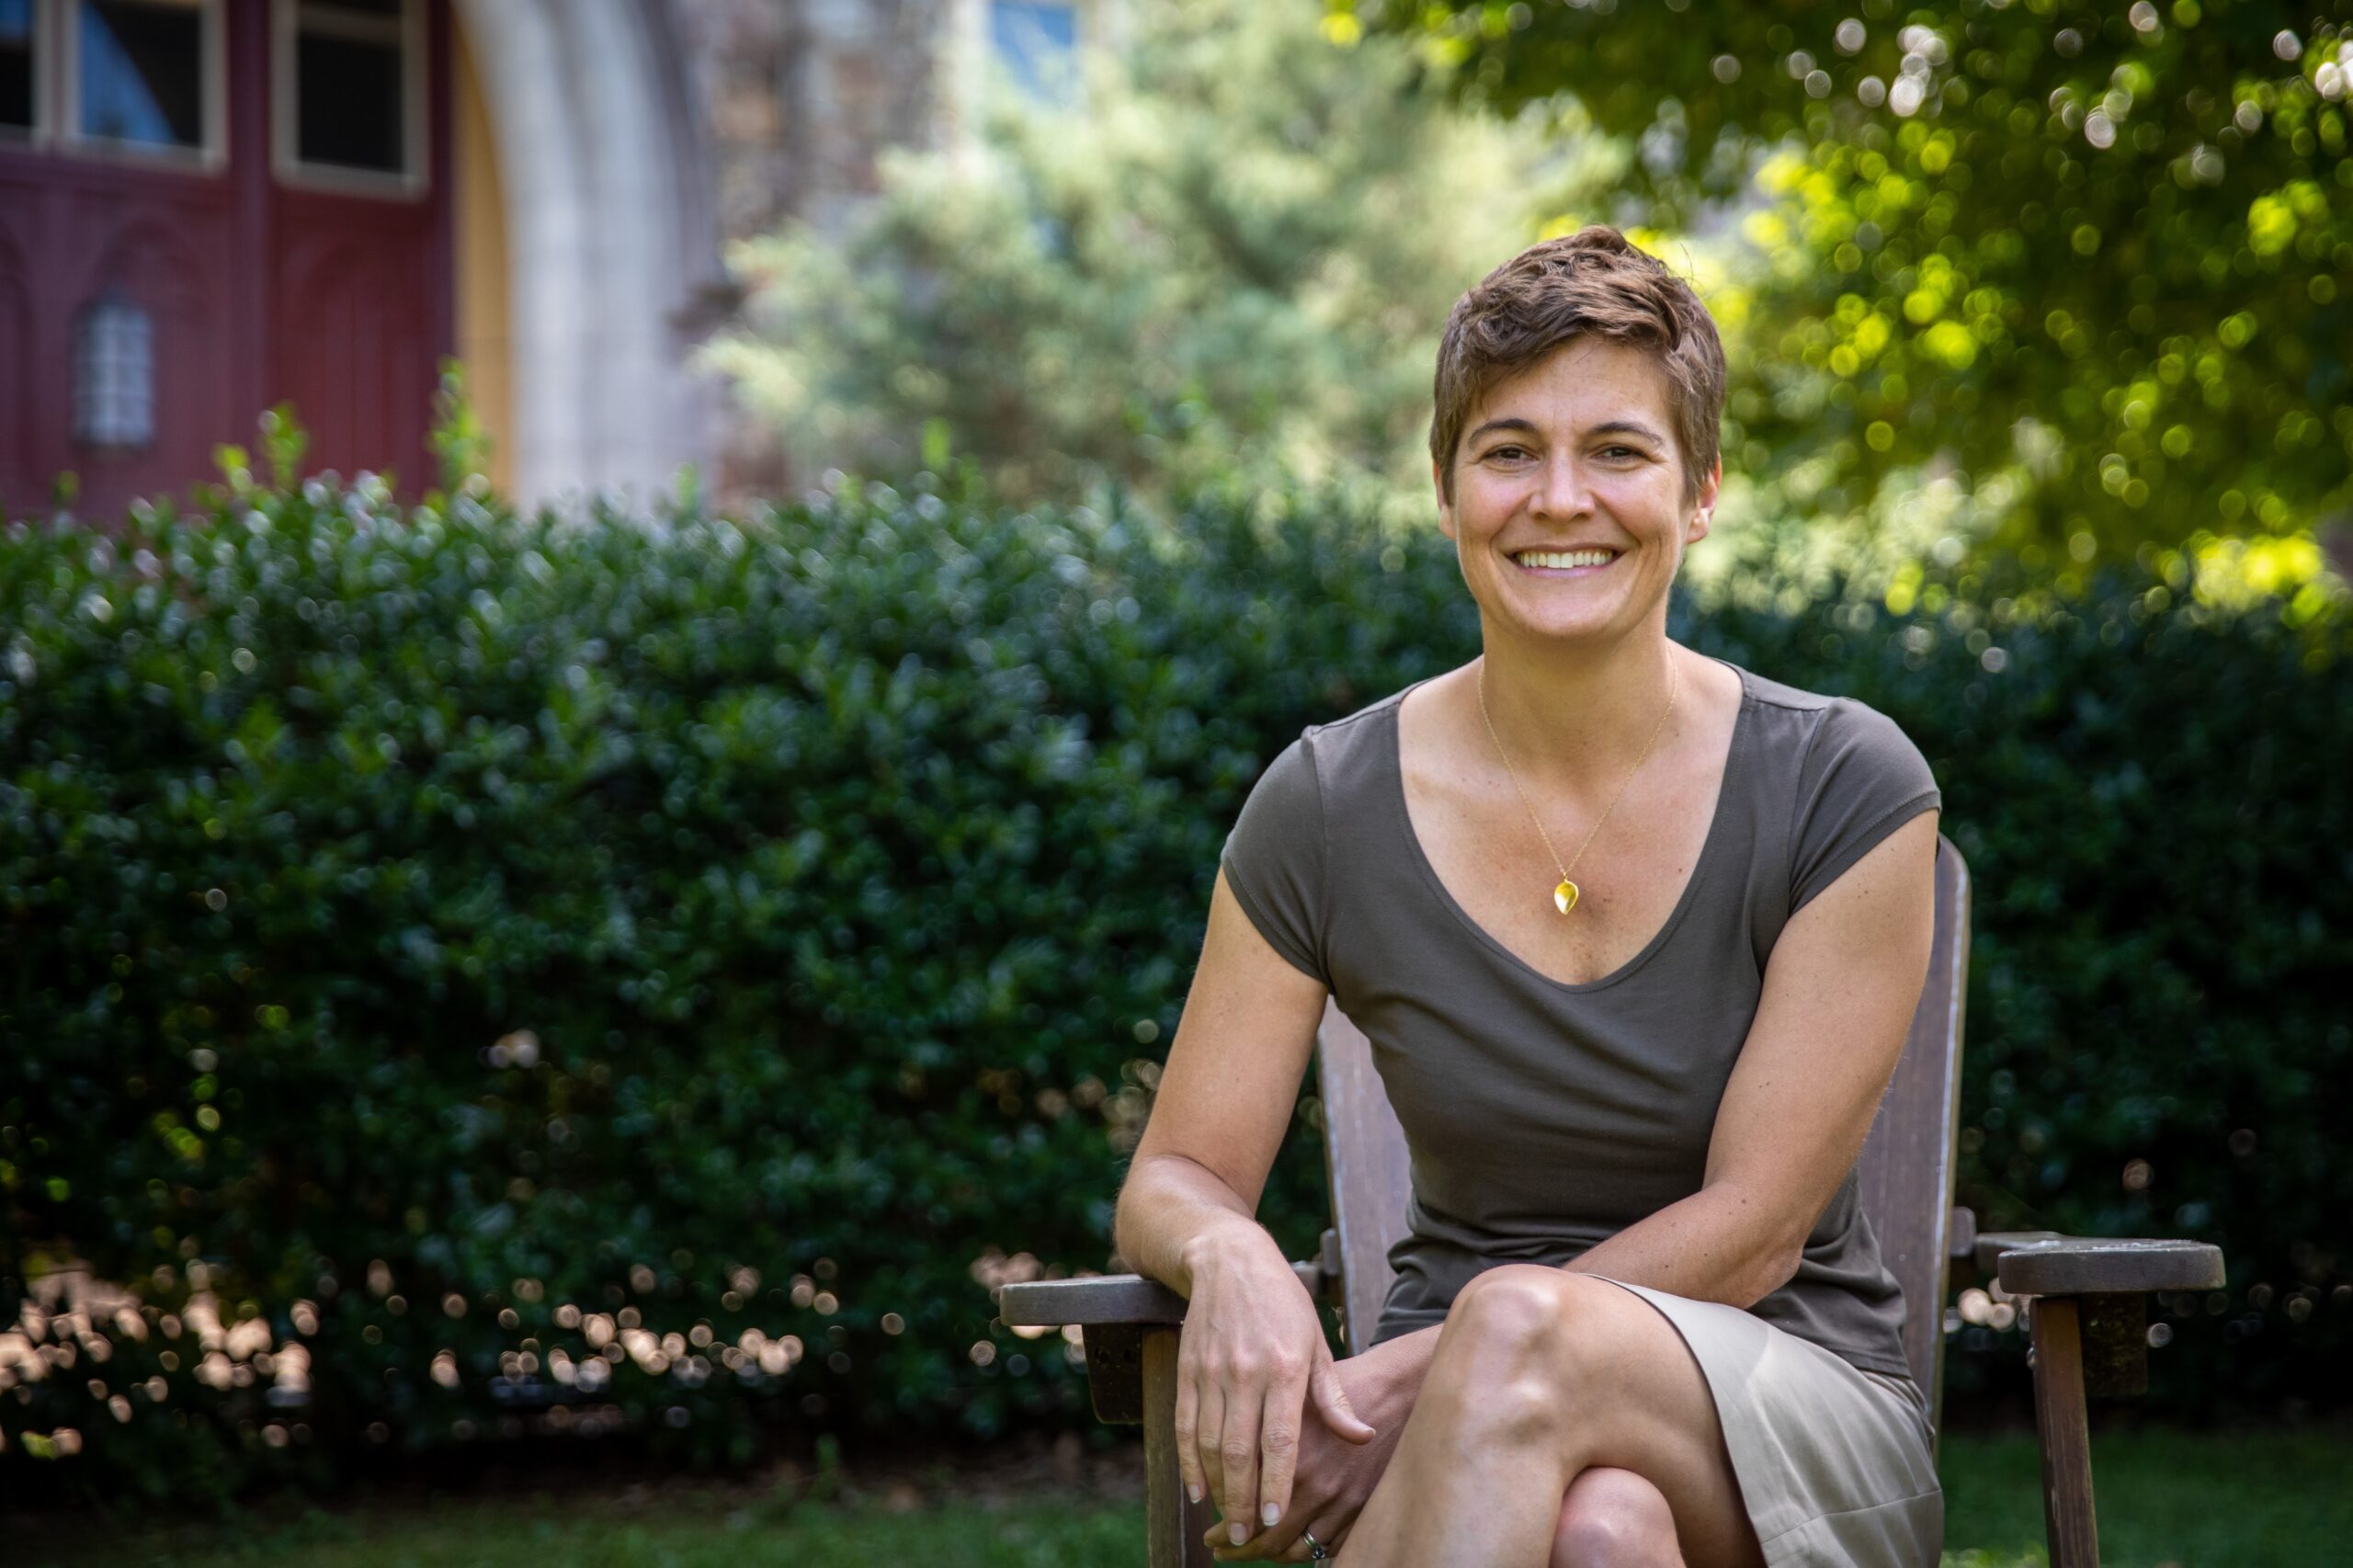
[1475,616,1684,789]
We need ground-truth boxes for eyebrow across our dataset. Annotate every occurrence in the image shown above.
[1465,416,1666,446]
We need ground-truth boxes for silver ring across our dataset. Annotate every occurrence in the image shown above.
[1301,1528,1330,1562]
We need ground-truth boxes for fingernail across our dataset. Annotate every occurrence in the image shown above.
[1261,1502,1280,1527]
[1231,1522,1249,1545]
[1188,1483,1203,1504]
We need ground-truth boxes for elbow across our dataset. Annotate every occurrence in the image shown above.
[1109,1150,1188,1274]
[1752,1236,1808,1307]
[1109,1161,1155,1271]
[1707,1181,1811,1307]
[1729,1232,1807,1310]
[1764,1245,1808,1307]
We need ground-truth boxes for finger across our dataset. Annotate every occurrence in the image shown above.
[1207,1509,1297,1558]
[1219,1381,1265,1548]
[1256,1365,1305,1538]
[1198,1378,1229,1519]
[1175,1359,1207,1507]
[1210,1515,1311,1564]
[1308,1351,1377,1443]
[1245,1517,1327,1563]
[1211,1500,1336,1564]
[1209,1528,1273,1565]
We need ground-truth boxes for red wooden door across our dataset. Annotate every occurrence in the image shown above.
[0,0,452,520]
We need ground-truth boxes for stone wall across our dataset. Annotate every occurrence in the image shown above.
[661,0,969,498]
[670,0,964,249]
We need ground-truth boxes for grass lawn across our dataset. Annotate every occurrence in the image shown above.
[17,1427,2349,1568]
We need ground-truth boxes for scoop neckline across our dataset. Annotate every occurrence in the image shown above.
[1386,656,1755,995]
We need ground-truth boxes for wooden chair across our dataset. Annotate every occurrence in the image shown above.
[997,837,2221,1567]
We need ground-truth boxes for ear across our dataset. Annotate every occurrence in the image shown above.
[1433,458,1457,541]
[1685,457,1723,545]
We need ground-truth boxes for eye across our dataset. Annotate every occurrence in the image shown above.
[1599,444,1643,460]
[1486,444,1531,461]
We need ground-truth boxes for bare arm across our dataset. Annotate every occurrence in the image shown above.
[1115,867,1376,1545]
[1113,867,1330,1291]
[1567,806,1940,1301]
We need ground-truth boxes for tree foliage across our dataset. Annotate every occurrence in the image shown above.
[1347,0,2349,584]
[700,0,1615,512]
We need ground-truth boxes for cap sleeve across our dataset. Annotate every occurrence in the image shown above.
[1218,733,1330,986]
[1790,699,1941,914]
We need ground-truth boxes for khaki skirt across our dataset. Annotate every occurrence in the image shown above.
[1589,1276,1944,1566]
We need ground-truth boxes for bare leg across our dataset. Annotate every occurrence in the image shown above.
[1334,1267,1762,1568]
[1551,1468,1686,1568]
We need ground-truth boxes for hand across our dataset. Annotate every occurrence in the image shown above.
[1206,1337,1412,1562]
[1176,1230,1379,1552]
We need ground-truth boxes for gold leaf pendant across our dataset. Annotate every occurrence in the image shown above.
[1553,879,1580,915]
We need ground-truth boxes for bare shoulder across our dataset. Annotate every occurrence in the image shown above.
[1675,645,1745,732]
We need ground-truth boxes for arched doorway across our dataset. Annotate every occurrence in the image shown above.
[451,0,723,510]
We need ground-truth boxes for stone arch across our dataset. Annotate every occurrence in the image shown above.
[451,0,728,510]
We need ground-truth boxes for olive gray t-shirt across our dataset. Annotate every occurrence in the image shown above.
[1218,658,1941,1379]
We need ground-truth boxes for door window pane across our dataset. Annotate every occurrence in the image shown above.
[297,31,403,171]
[79,1,204,148]
[290,1,408,176]
[0,0,32,131]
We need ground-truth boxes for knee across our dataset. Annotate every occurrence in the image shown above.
[1449,1264,1575,1349]
[1449,1266,1631,1369]
[1423,1267,1584,1437]
[1552,1467,1682,1568]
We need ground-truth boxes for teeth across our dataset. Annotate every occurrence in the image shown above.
[1515,549,1616,569]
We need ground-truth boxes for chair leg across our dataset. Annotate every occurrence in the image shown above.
[1142,1325,1222,1568]
[2029,1297,2101,1568]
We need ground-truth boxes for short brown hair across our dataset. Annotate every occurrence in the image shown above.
[1429,226,1727,508]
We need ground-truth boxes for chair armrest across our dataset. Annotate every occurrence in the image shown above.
[996,1274,1185,1327]
[1976,1231,2224,1297]
[995,1260,1327,1327]
[1973,1230,2063,1275]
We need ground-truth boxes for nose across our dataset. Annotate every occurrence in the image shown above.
[1528,449,1596,521]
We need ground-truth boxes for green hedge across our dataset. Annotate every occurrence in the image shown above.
[1,474,2345,1504]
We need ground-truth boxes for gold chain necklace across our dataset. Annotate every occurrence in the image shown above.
[1475,652,1681,915]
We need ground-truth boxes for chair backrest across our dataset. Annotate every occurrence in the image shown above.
[1316,835,1972,1426]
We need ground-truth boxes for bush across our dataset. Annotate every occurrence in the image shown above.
[1,473,2344,1503]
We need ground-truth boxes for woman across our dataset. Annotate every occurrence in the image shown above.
[1111,227,1946,1567]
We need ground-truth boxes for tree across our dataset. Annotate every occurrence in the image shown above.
[1349,0,2348,599]
[699,0,1618,516]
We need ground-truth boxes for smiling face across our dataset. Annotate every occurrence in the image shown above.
[1435,335,1722,651]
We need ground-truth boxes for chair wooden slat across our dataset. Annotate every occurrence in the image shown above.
[1854,835,1971,1426]
[1315,1001,1412,1358]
